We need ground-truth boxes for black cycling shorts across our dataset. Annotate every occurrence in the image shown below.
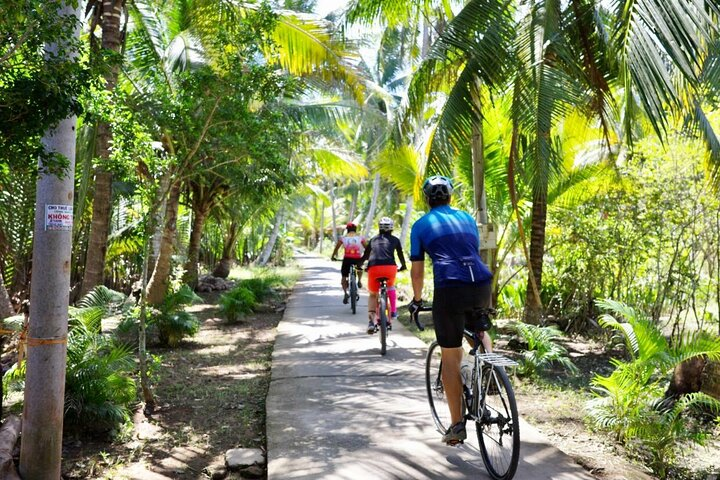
[433,283,492,348]
[341,257,362,277]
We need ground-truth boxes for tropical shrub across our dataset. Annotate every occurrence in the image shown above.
[239,274,284,302]
[64,316,137,431]
[219,286,257,322]
[219,272,289,322]
[509,322,578,378]
[151,284,202,347]
[587,299,720,478]
[4,286,136,432]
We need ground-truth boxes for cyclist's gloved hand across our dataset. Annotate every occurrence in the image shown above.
[331,256,338,261]
[397,265,407,272]
[408,298,423,317]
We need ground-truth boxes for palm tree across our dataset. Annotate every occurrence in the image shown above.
[406,0,720,323]
[81,0,128,296]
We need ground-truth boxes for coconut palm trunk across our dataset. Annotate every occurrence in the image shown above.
[147,172,170,279]
[364,172,381,233]
[146,179,181,305]
[81,0,126,296]
[0,272,12,320]
[19,4,81,477]
[525,185,548,323]
[257,208,284,266]
[212,218,241,278]
[183,206,209,289]
[400,195,413,246]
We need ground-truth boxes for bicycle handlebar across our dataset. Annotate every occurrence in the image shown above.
[410,304,432,331]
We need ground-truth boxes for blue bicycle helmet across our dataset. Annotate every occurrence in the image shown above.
[422,175,454,201]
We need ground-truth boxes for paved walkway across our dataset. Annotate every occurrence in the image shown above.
[266,253,597,479]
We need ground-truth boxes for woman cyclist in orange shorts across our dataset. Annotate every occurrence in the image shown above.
[359,217,407,334]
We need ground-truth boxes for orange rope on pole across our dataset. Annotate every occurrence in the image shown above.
[25,336,67,347]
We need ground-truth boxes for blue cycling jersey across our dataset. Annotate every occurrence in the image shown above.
[410,205,492,288]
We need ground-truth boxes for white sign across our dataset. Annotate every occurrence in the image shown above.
[478,223,497,250]
[45,204,74,231]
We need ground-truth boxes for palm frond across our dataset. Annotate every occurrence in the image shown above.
[373,144,420,197]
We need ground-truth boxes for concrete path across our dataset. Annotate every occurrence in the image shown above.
[266,253,596,480]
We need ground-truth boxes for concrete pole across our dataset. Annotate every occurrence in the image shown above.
[19,3,81,478]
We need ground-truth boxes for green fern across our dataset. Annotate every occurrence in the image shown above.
[219,286,257,322]
[510,322,578,378]
[152,284,202,347]
[588,299,720,478]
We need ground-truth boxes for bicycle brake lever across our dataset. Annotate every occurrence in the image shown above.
[412,312,424,331]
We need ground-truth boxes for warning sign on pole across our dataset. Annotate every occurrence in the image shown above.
[45,204,73,231]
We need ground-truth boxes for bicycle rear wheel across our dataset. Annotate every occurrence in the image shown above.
[425,341,451,433]
[349,270,357,314]
[378,292,388,355]
[476,365,520,480]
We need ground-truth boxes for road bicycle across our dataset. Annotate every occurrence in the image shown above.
[332,259,360,314]
[349,264,360,315]
[369,276,390,355]
[412,306,520,480]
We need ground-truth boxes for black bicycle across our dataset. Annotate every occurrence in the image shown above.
[349,264,360,315]
[370,276,390,355]
[413,306,520,480]
[332,258,360,314]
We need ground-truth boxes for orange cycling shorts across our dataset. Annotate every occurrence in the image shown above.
[367,265,397,293]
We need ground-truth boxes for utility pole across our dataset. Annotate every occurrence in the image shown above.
[19,2,81,478]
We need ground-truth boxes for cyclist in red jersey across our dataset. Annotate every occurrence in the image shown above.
[331,222,367,304]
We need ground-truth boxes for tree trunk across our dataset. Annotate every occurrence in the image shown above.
[471,118,487,225]
[146,180,181,305]
[0,271,12,319]
[257,208,284,267]
[183,207,208,289]
[81,0,126,296]
[668,358,720,401]
[330,182,338,243]
[0,415,21,480]
[349,186,358,221]
[20,6,80,477]
[318,198,325,253]
[147,172,170,279]
[212,219,240,278]
[400,195,413,247]
[524,185,548,324]
[364,172,381,234]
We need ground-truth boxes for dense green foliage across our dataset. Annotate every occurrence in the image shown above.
[219,272,288,322]
[4,286,136,432]
[0,0,89,174]
[151,284,202,347]
[509,323,578,378]
[588,299,720,478]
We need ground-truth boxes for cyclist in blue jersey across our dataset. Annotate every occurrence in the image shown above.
[408,175,493,445]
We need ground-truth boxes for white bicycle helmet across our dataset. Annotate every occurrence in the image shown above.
[422,175,454,201]
[378,216,394,233]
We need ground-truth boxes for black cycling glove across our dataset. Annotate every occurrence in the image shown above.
[408,298,423,317]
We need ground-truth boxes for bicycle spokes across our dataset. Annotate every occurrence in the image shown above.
[477,366,520,480]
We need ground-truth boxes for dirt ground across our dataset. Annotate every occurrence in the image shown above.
[59,289,288,480]
[14,286,717,480]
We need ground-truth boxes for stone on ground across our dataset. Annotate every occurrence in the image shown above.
[225,448,265,470]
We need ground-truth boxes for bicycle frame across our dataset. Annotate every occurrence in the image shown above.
[421,305,520,480]
[375,278,389,355]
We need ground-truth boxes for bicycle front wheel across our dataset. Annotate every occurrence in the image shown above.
[425,341,451,433]
[378,293,388,355]
[476,365,520,480]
